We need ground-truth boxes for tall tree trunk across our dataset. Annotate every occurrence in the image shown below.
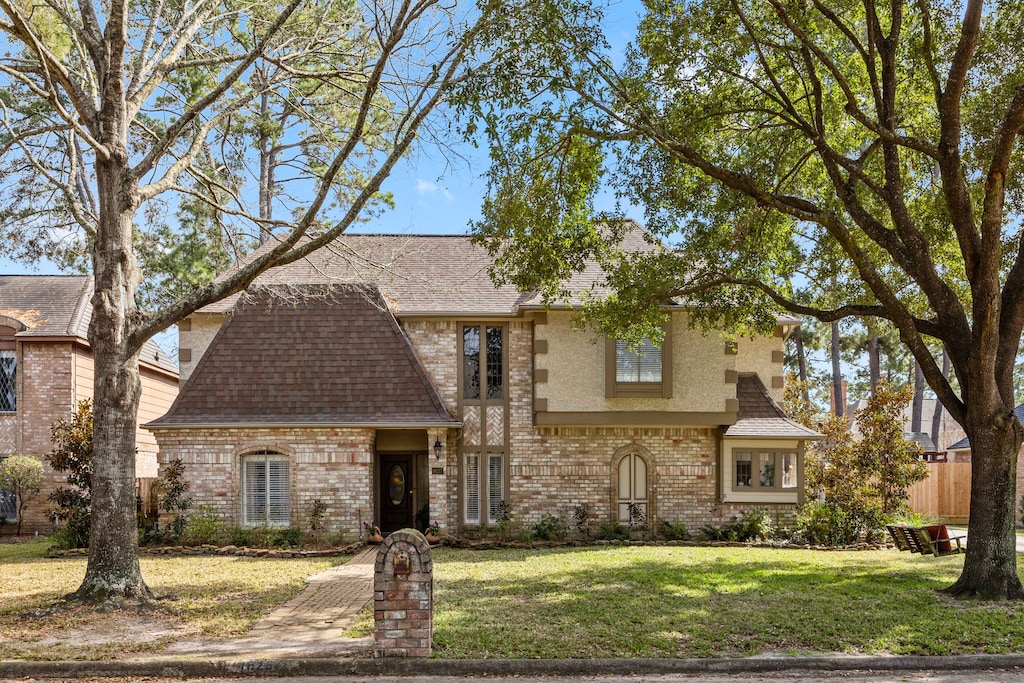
[931,348,950,449]
[793,325,809,402]
[830,321,843,417]
[76,131,151,602]
[945,402,1024,600]
[911,360,925,433]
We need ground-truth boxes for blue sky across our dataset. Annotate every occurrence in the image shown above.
[0,0,644,277]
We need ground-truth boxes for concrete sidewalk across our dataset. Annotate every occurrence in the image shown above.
[163,546,377,658]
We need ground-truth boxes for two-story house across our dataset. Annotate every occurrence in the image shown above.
[0,276,179,534]
[146,230,820,535]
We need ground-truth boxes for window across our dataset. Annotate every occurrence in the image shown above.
[465,453,480,524]
[616,453,649,524]
[463,325,504,400]
[0,350,15,412]
[488,454,504,523]
[616,339,662,383]
[242,451,290,526]
[605,325,672,398]
[734,450,797,491]
[461,324,507,526]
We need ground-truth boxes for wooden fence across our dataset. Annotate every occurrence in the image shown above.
[907,461,971,523]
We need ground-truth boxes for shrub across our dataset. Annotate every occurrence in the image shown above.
[182,506,225,545]
[796,501,860,546]
[573,502,592,537]
[45,400,93,548]
[274,526,304,548]
[733,508,774,541]
[308,499,328,533]
[0,455,44,535]
[158,458,193,540]
[656,519,690,541]
[532,513,569,541]
[699,509,774,543]
[594,521,630,541]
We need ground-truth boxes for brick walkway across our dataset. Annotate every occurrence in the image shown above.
[164,546,377,658]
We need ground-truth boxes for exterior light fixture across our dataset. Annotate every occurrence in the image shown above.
[433,437,443,460]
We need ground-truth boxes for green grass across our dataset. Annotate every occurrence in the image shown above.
[0,538,344,660]
[426,546,1024,658]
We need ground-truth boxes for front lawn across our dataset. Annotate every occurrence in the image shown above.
[429,545,1024,658]
[0,538,343,660]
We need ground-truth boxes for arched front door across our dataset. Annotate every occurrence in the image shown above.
[380,454,415,533]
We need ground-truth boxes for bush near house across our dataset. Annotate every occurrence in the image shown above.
[0,455,44,535]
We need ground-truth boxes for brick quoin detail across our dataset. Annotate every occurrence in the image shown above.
[374,528,433,657]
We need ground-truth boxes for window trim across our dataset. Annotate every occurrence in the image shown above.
[604,322,672,398]
[240,450,291,527]
[0,348,16,413]
[731,448,799,493]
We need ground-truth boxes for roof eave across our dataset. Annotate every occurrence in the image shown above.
[145,419,463,430]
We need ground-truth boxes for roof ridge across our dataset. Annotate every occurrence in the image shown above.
[66,277,94,338]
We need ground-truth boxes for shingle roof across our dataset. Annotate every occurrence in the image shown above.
[725,374,822,439]
[947,404,1024,450]
[148,284,458,428]
[904,432,936,453]
[202,234,528,316]
[0,275,177,374]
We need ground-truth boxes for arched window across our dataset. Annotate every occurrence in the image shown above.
[616,453,648,525]
[241,450,290,526]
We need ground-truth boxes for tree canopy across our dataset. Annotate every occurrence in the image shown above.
[0,0,498,601]
[464,0,1024,598]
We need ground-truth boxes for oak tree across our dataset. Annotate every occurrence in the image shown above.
[466,0,1024,597]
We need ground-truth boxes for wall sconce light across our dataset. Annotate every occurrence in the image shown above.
[433,437,443,460]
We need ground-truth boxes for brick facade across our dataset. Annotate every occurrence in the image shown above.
[157,310,803,536]
[154,427,375,536]
[1,340,178,535]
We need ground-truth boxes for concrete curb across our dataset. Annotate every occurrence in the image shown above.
[2,654,1024,678]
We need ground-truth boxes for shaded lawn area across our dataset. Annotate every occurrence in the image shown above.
[431,546,1024,658]
[0,538,343,660]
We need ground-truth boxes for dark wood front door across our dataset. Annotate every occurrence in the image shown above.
[380,454,414,533]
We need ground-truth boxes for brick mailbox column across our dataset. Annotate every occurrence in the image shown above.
[374,528,433,657]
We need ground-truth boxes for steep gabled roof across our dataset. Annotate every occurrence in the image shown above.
[0,275,177,374]
[725,374,822,439]
[148,284,458,428]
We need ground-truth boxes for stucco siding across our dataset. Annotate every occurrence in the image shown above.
[733,333,785,403]
[537,311,734,416]
[177,313,227,385]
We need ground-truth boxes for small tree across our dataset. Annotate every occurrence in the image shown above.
[797,380,928,541]
[0,455,45,535]
[157,459,193,540]
[45,400,94,548]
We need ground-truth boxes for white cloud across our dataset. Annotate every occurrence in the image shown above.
[415,178,453,201]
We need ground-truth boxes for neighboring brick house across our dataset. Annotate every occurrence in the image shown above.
[147,230,820,536]
[0,276,179,534]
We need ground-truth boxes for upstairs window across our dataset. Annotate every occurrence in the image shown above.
[0,350,15,412]
[616,339,662,383]
[605,325,673,398]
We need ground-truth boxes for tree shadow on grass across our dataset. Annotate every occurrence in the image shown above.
[431,546,1012,658]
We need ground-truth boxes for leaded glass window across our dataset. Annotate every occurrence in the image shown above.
[463,327,480,399]
[0,350,15,412]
